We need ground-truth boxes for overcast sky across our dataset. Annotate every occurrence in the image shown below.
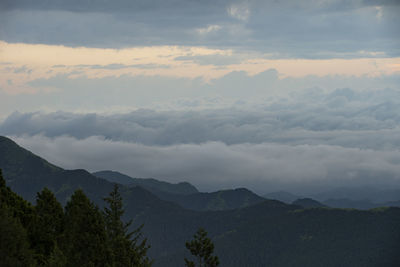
[1,0,400,194]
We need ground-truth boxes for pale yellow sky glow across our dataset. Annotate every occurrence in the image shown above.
[1,41,399,95]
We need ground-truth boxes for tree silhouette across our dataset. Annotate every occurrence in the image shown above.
[185,228,219,267]
[32,187,64,265]
[103,184,152,267]
[62,189,112,267]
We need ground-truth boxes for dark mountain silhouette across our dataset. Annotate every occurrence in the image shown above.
[0,136,180,213]
[323,198,400,210]
[292,198,327,208]
[94,170,265,211]
[1,135,400,267]
[311,186,400,203]
[263,191,302,203]
[154,187,266,211]
[93,170,198,195]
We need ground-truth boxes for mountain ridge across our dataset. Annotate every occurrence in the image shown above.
[93,170,198,195]
[1,135,400,267]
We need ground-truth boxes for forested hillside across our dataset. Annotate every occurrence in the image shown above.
[1,136,400,267]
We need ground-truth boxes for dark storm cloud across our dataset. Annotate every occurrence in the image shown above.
[1,0,399,57]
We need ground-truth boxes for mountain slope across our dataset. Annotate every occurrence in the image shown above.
[93,170,265,211]
[292,198,327,208]
[263,191,302,203]
[93,170,198,195]
[1,136,400,267]
[323,198,400,210]
[155,188,266,211]
[0,136,180,213]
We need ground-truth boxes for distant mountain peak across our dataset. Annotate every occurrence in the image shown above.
[92,170,198,195]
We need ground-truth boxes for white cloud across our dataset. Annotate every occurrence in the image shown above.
[2,86,400,193]
[196,25,222,35]
[8,135,400,195]
[227,3,250,21]
[375,6,383,20]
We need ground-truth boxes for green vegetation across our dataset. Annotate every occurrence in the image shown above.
[185,228,219,267]
[0,203,36,266]
[32,187,64,265]
[0,169,152,267]
[104,184,151,267]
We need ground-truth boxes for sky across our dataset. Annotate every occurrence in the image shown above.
[1,0,400,194]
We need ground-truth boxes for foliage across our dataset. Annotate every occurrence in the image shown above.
[62,189,112,267]
[0,169,37,266]
[32,187,65,265]
[185,228,219,267]
[0,202,36,266]
[103,184,152,267]
[0,164,155,267]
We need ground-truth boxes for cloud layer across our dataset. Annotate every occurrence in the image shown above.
[8,135,400,194]
[2,87,400,193]
[1,66,399,119]
[1,0,399,57]
[2,87,400,148]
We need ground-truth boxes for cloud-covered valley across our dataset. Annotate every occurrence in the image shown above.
[3,87,400,194]
[9,135,400,195]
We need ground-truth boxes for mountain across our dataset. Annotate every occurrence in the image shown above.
[154,188,266,211]
[94,170,264,211]
[311,186,400,203]
[93,170,198,195]
[292,198,327,208]
[263,191,302,203]
[0,136,180,213]
[323,198,400,210]
[384,200,400,207]
[1,135,400,267]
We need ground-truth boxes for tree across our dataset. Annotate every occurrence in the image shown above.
[32,187,65,265]
[0,168,36,266]
[0,169,35,230]
[103,184,152,267]
[62,189,112,267]
[0,207,36,267]
[184,228,219,267]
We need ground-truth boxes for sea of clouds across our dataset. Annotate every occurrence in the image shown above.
[2,87,400,194]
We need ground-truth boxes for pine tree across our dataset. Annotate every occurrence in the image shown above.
[103,184,152,267]
[62,189,112,267]
[0,169,36,230]
[32,187,65,265]
[0,169,36,266]
[184,228,219,267]
[0,207,36,267]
